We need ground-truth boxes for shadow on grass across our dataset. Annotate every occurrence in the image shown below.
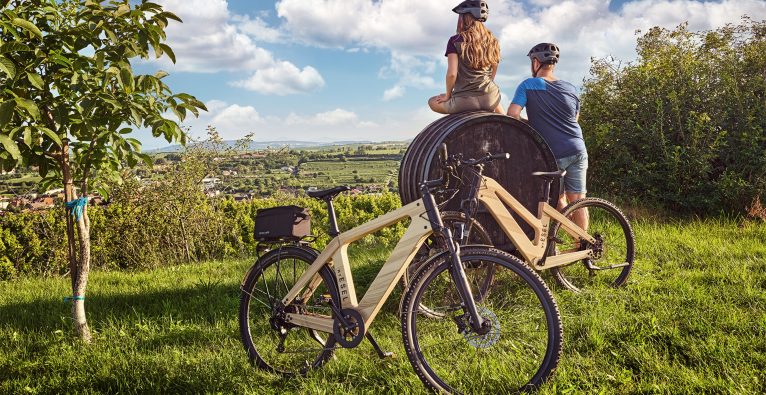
[0,281,241,333]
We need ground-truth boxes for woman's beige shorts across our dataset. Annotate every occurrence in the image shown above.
[443,91,501,113]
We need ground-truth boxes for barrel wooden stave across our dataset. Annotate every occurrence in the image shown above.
[399,112,560,248]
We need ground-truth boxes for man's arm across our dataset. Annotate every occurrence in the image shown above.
[507,104,523,119]
[507,80,529,120]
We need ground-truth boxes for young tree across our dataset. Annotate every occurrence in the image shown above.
[0,0,206,341]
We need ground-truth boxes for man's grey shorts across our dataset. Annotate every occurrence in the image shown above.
[556,152,588,194]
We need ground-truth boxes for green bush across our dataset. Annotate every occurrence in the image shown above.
[0,192,404,280]
[580,18,766,214]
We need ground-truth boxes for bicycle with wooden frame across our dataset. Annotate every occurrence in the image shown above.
[407,145,635,293]
[239,174,564,393]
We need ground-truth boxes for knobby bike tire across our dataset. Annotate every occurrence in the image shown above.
[548,198,635,292]
[401,246,563,394]
[239,246,340,376]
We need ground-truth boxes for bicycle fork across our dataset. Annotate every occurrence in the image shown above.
[421,185,488,334]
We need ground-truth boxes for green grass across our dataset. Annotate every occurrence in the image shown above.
[1,219,765,394]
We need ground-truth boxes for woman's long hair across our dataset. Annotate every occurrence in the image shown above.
[458,14,500,70]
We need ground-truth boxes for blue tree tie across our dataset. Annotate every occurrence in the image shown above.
[65,197,88,221]
[64,295,85,303]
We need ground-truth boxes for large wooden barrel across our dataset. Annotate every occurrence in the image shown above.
[399,111,560,249]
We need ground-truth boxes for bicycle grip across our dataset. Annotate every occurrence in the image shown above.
[491,153,510,160]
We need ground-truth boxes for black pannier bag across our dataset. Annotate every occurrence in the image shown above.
[254,205,311,242]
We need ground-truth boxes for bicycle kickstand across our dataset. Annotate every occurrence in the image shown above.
[366,330,394,359]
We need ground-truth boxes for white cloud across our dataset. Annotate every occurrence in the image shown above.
[231,14,284,43]
[277,0,435,52]
[232,62,325,95]
[271,0,765,98]
[286,109,360,126]
[177,102,388,141]
[494,0,766,86]
[154,0,325,95]
[155,0,273,72]
[383,85,405,101]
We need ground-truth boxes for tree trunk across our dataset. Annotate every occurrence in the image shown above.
[73,207,92,343]
[61,139,92,342]
[179,214,192,262]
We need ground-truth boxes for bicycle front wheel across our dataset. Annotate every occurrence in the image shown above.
[549,198,635,292]
[401,247,563,393]
[239,246,340,376]
[400,211,494,319]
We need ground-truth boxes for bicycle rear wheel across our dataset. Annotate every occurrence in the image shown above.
[401,247,563,393]
[239,246,340,375]
[548,198,635,292]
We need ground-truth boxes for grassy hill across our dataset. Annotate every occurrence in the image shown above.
[1,218,764,393]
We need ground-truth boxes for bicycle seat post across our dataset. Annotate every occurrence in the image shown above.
[325,197,340,237]
[542,179,553,204]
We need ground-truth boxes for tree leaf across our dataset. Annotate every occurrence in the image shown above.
[104,28,118,44]
[14,98,40,120]
[0,100,15,128]
[49,53,72,67]
[11,18,43,39]
[23,126,32,147]
[0,42,32,55]
[38,159,48,178]
[158,11,182,23]
[40,127,62,147]
[0,56,16,79]
[115,4,131,17]
[0,134,20,159]
[159,43,175,63]
[27,72,44,89]
[129,108,142,125]
[154,70,168,79]
[95,51,104,70]
[136,152,153,167]
[126,138,141,152]
[120,66,133,92]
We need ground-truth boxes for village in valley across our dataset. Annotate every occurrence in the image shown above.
[0,141,407,213]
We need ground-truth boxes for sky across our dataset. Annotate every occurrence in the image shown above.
[133,0,766,149]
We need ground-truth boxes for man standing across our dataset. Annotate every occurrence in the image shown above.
[507,43,588,230]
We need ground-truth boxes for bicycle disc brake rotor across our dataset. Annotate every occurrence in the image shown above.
[462,306,500,349]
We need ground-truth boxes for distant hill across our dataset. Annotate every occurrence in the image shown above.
[147,140,385,153]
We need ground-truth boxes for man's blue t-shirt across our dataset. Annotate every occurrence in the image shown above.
[511,78,586,159]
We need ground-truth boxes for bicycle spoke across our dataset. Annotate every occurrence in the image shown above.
[240,248,339,376]
[403,250,562,393]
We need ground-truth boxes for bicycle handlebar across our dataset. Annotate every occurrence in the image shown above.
[457,152,510,166]
[422,151,510,190]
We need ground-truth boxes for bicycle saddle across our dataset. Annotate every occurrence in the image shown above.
[531,170,566,179]
[307,185,351,200]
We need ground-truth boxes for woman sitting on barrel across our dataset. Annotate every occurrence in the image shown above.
[428,1,503,115]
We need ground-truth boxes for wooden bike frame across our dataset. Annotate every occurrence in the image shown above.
[280,199,433,334]
[478,177,595,269]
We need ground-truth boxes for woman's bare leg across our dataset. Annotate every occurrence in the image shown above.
[428,96,449,114]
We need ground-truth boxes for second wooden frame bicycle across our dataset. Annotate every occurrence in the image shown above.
[408,145,635,293]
